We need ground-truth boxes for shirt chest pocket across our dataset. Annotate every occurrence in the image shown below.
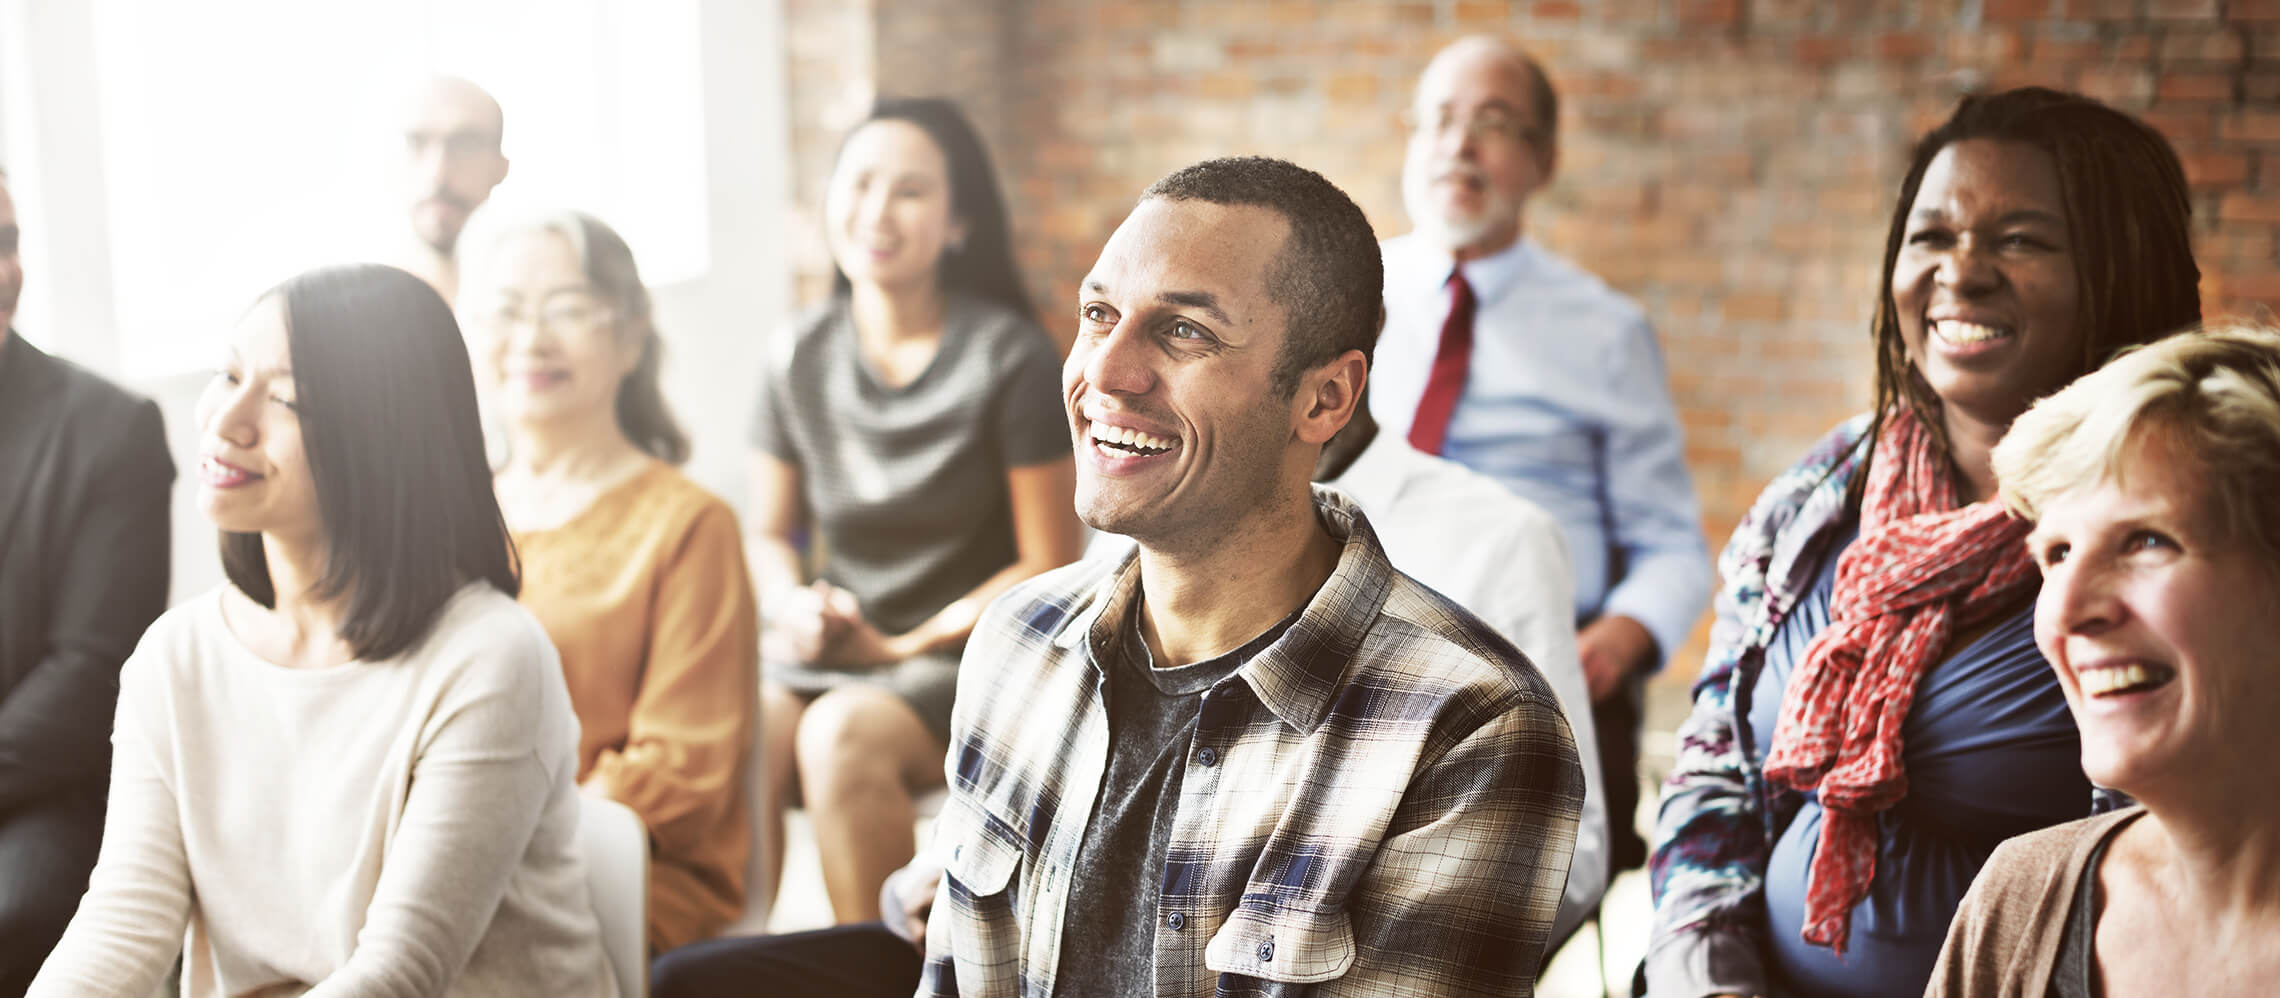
[940,798,1022,896]
[935,795,1027,976]
[1203,904,1356,986]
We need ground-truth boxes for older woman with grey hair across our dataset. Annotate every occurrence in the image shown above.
[459,209,760,950]
[1929,321,2280,997]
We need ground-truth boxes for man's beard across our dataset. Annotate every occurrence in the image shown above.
[414,191,474,254]
[1402,168,1518,253]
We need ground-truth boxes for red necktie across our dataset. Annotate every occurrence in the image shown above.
[1407,269,1475,456]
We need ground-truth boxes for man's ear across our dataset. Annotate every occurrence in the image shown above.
[1294,349,1369,446]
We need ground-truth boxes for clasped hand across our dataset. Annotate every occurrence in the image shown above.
[762,580,909,668]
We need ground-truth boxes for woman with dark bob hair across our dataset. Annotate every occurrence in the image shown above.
[1930,321,2280,997]
[1645,87,2201,998]
[747,96,1082,923]
[30,265,614,997]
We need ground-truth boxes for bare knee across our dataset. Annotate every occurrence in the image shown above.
[795,687,925,802]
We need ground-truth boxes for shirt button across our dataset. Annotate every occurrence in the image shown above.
[1197,747,1219,767]
[1166,912,1186,931]
[1258,938,1274,962]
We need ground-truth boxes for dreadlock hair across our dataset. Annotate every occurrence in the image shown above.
[1853,86,2201,507]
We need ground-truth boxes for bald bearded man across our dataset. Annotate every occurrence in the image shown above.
[393,75,510,302]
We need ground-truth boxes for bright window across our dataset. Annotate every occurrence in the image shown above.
[77,0,708,379]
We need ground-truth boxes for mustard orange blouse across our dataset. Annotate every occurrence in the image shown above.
[512,462,758,950]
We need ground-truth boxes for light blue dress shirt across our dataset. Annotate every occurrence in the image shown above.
[1370,233,1711,666]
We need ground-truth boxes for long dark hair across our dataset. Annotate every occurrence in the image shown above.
[222,264,519,660]
[1853,86,2202,502]
[828,97,1034,323]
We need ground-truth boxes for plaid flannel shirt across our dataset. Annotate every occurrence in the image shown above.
[916,485,1584,997]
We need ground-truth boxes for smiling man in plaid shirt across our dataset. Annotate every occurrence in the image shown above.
[913,156,1583,997]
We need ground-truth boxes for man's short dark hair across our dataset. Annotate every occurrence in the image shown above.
[221,264,519,661]
[1143,157,1383,398]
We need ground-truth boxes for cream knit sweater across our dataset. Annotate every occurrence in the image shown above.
[30,584,616,997]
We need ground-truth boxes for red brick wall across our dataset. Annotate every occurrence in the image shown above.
[779,0,876,305]
[780,0,2279,674]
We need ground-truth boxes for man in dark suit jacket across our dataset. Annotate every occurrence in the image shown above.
[0,172,173,995]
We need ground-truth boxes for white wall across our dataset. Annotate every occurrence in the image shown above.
[0,0,791,604]
[659,0,792,513]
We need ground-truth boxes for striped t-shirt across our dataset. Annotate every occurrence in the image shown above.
[749,294,1069,634]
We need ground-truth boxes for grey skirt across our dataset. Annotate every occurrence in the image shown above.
[766,649,961,745]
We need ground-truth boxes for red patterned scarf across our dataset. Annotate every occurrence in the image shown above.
[1762,407,2037,954]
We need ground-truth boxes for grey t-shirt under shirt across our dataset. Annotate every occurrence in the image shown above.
[1053,601,1299,997]
[748,294,1069,635]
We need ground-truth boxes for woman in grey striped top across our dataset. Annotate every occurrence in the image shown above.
[747,97,1084,925]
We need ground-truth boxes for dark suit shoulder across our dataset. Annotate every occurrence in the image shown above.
[6,337,161,443]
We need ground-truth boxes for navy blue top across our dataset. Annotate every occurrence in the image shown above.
[1742,522,2090,998]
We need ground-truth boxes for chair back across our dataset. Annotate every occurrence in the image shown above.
[578,794,649,998]
[723,681,774,935]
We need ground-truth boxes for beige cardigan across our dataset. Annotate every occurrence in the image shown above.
[1926,807,2145,998]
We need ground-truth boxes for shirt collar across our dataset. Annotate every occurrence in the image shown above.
[1322,428,1410,514]
[1238,485,1398,733]
[1049,485,1398,735]
[1394,232,1536,308]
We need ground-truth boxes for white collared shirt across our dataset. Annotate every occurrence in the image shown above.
[1372,232,1710,668]
[1327,431,1608,936]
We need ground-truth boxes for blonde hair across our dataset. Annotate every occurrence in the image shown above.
[1994,320,2280,563]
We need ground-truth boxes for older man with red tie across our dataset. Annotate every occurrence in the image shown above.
[1370,36,1711,900]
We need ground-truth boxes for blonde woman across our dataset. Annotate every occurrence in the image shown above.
[1931,322,2280,997]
